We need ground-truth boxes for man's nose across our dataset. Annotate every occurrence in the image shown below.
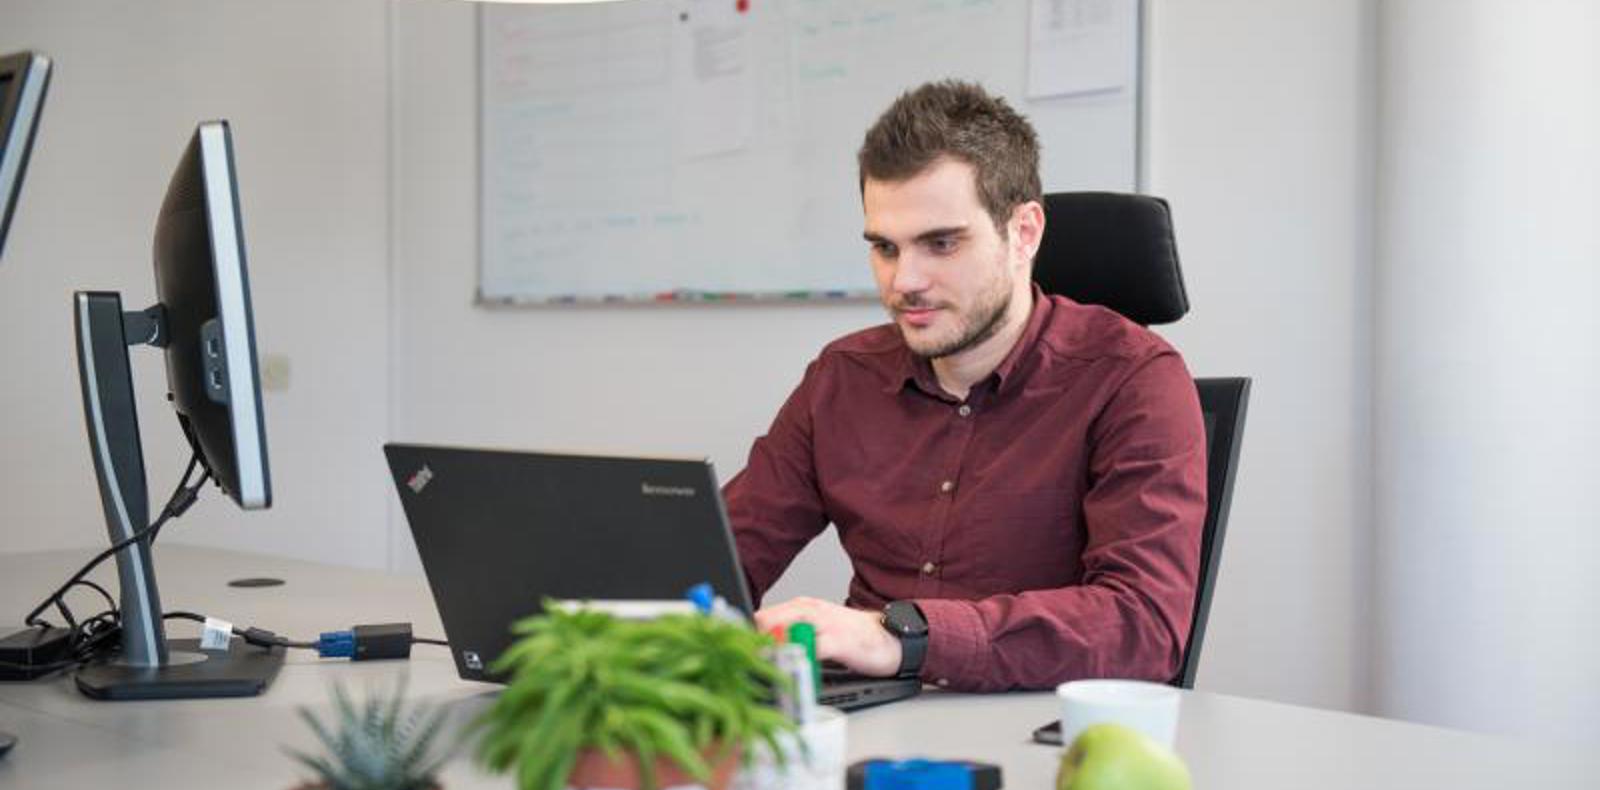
[892,253,932,294]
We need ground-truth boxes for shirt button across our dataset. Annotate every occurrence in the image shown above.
[939,480,954,494]
[921,561,937,575]
[957,404,972,417]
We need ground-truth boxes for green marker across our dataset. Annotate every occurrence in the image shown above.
[786,622,820,700]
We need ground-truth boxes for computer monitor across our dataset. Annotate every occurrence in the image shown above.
[0,51,51,260]
[0,47,48,759]
[72,120,280,699]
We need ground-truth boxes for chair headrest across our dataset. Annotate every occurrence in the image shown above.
[1033,192,1190,326]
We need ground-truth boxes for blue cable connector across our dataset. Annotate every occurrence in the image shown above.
[316,630,356,659]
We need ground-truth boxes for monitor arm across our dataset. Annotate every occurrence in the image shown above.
[73,291,166,668]
[70,291,283,699]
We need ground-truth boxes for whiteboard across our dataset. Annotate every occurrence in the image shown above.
[479,0,1142,304]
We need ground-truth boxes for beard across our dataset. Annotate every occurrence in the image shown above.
[892,269,1014,360]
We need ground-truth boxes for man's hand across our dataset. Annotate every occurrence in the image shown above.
[753,597,902,678]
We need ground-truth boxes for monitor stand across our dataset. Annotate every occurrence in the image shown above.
[72,292,283,700]
[76,638,284,700]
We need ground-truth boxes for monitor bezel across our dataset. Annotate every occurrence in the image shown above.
[0,51,52,259]
[195,121,270,509]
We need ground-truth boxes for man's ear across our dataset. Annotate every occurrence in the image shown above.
[1011,200,1046,268]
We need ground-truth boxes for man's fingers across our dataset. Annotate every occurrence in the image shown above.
[754,597,828,631]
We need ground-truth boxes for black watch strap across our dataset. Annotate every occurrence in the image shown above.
[883,600,929,678]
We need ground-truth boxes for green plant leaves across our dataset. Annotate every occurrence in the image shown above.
[288,676,453,790]
[475,601,797,790]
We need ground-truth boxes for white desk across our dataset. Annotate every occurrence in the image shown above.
[2,546,1594,789]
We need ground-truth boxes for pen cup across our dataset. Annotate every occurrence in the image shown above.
[732,705,848,790]
[1055,679,1180,750]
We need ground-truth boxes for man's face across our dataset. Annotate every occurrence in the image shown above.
[863,158,1033,360]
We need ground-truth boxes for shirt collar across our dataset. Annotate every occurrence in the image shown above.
[885,283,1053,400]
[991,283,1052,396]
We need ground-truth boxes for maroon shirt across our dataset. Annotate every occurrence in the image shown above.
[724,288,1207,692]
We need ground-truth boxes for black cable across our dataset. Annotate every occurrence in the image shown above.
[162,611,317,651]
[50,597,78,634]
[24,458,208,628]
[10,454,206,675]
[16,449,446,671]
[24,513,171,628]
[67,580,116,615]
[69,611,121,657]
[0,609,123,676]
[147,455,201,547]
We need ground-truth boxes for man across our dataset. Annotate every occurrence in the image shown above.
[724,81,1206,692]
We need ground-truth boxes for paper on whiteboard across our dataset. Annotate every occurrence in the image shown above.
[1027,0,1137,99]
[674,0,756,159]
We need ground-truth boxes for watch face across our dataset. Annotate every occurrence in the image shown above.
[884,601,928,636]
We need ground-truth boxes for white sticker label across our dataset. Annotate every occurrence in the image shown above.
[200,617,233,651]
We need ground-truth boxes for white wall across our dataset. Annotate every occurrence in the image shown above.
[3,0,1384,721]
[0,0,394,568]
[1374,0,1600,742]
[1143,0,1376,712]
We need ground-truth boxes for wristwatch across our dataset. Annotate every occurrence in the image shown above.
[882,600,929,678]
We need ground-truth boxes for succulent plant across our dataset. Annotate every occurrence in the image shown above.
[289,678,453,790]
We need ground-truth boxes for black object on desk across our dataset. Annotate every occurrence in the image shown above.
[1032,719,1065,746]
[0,729,15,758]
[68,120,281,701]
[384,443,924,711]
[0,625,73,681]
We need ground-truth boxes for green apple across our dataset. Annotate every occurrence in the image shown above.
[1056,723,1192,790]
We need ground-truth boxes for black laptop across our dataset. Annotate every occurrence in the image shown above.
[384,443,921,711]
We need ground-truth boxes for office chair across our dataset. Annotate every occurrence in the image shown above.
[1033,191,1251,689]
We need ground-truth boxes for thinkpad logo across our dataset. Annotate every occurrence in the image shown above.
[641,482,696,498]
[406,465,434,494]
[462,650,483,671]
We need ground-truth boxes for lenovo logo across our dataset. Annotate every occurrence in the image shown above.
[641,482,696,498]
[406,465,434,494]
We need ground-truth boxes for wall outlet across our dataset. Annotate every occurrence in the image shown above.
[261,353,291,392]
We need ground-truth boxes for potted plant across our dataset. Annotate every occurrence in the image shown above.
[287,677,454,790]
[475,602,796,790]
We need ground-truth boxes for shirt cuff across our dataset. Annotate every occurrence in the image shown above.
[913,598,986,689]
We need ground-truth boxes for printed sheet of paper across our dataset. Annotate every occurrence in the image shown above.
[1027,0,1137,99]
[674,0,756,159]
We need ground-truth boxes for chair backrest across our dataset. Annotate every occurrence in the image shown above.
[1033,192,1189,326]
[1175,377,1250,688]
[1033,191,1249,688]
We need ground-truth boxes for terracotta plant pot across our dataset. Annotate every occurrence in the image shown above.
[289,785,442,790]
[567,745,741,790]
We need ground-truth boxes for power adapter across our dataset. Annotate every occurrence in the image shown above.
[0,625,75,680]
[315,622,415,661]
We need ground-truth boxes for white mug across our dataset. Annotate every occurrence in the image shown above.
[1055,679,1181,750]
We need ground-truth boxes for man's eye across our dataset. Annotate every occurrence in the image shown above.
[872,241,898,257]
[929,237,958,254]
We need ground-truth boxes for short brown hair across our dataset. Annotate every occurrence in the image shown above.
[858,80,1042,232]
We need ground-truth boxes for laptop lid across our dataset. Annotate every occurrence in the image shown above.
[384,443,753,680]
